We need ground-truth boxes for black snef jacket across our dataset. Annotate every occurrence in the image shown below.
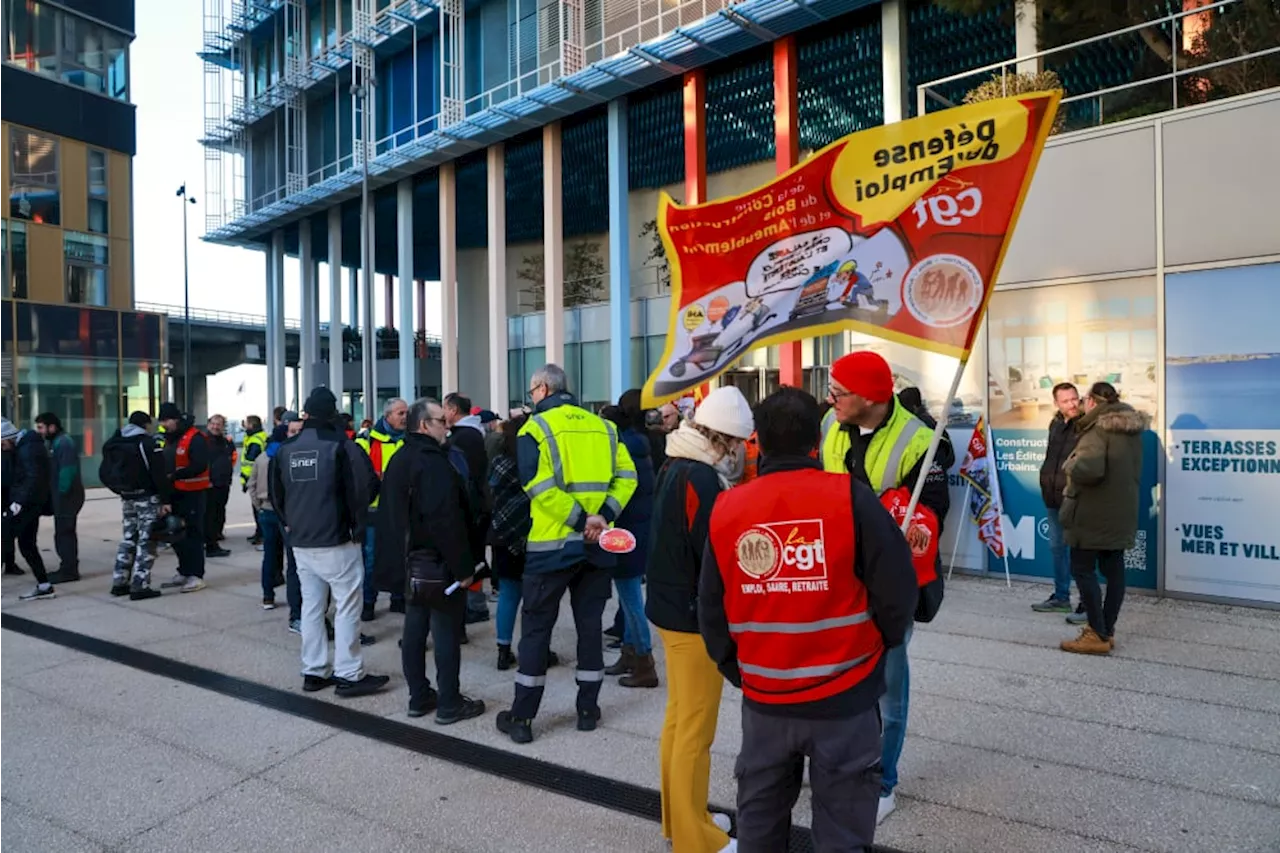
[269,421,375,549]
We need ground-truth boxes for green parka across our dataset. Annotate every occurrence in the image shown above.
[1060,401,1149,551]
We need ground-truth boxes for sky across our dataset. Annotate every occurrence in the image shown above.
[131,0,442,416]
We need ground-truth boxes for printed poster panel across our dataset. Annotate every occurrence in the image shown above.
[642,92,1061,406]
[1165,264,1280,604]
[986,282,1160,589]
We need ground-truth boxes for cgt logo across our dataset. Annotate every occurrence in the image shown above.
[735,519,828,582]
[1002,514,1048,561]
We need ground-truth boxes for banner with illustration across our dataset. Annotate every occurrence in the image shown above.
[642,91,1061,405]
[1164,264,1280,604]
[957,417,1007,560]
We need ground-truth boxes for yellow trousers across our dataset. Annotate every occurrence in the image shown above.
[657,627,730,853]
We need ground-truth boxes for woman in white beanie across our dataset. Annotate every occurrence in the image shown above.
[645,386,754,853]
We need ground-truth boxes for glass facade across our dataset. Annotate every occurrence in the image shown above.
[2,0,129,100]
[9,127,59,225]
[64,231,109,306]
[87,148,108,234]
[3,301,165,488]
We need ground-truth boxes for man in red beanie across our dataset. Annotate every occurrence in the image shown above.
[819,349,954,827]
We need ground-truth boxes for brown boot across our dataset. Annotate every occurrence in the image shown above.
[619,653,659,688]
[1060,627,1111,655]
[605,644,635,676]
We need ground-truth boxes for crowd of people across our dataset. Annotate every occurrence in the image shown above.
[0,348,1147,852]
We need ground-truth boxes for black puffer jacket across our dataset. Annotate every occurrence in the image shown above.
[644,456,724,634]
[9,430,51,510]
[1039,413,1080,510]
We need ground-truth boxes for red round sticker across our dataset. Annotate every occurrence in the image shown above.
[598,528,637,554]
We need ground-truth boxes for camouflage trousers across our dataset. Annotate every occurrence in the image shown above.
[114,496,160,589]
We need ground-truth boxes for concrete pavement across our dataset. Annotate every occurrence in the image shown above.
[2,491,1278,852]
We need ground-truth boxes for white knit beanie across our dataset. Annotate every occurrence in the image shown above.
[694,387,754,440]
[0,417,17,441]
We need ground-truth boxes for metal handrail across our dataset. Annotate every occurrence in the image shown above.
[915,0,1274,122]
[137,301,444,348]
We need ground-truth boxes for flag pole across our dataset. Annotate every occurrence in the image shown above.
[984,416,1013,587]
[946,480,971,581]
[900,356,968,534]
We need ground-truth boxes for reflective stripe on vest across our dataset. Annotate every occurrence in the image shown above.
[710,467,883,706]
[356,429,401,507]
[173,428,211,492]
[821,400,930,494]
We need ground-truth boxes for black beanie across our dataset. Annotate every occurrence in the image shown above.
[303,387,338,422]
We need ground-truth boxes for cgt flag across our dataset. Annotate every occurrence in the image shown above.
[641,91,1061,406]
[958,416,1006,559]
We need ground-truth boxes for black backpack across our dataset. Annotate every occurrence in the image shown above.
[99,434,152,496]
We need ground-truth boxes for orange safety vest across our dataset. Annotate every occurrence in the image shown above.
[709,467,883,706]
[741,433,760,483]
[173,427,211,492]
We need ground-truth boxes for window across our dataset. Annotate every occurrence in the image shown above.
[2,1,128,100]
[7,221,28,298]
[88,149,108,233]
[64,231,109,306]
[9,128,60,225]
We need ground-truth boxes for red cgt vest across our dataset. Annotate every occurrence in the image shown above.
[173,428,211,492]
[880,486,940,587]
[709,468,884,706]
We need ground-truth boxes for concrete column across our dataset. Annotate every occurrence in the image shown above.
[1016,0,1040,73]
[486,144,508,410]
[543,122,565,366]
[775,36,803,388]
[299,221,317,395]
[882,0,909,123]
[264,246,277,409]
[328,206,344,396]
[439,161,459,395]
[606,100,629,399]
[397,178,415,400]
[269,230,287,408]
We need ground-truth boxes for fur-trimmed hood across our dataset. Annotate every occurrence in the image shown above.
[1077,401,1149,436]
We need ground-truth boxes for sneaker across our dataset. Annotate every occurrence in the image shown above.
[577,708,601,732]
[710,813,732,833]
[302,674,336,692]
[496,710,534,744]
[47,569,81,584]
[262,599,277,610]
[359,633,377,646]
[1066,610,1089,626]
[407,688,439,718]
[1031,596,1072,613]
[160,573,186,589]
[606,637,623,651]
[717,841,738,853]
[288,619,302,635]
[19,584,56,601]
[1060,626,1111,655]
[180,577,207,593]
[129,587,162,601]
[876,792,896,825]
[436,696,485,726]
[205,547,231,558]
[389,598,406,614]
[248,535,263,545]
[110,583,131,597]
[334,673,390,698]
[361,602,376,622]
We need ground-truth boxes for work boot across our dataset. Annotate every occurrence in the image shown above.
[1060,626,1111,656]
[361,602,376,622]
[605,644,635,676]
[496,644,517,671]
[619,653,659,688]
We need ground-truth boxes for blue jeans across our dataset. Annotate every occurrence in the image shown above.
[260,509,301,617]
[1045,507,1072,603]
[614,576,652,655]
[880,624,912,796]
[361,522,403,607]
[496,581,522,646]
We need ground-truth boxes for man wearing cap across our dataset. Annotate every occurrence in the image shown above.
[3,416,55,599]
[495,363,638,744]
[157,403,211,594]
[820,350,952,825]
[271,388,389,698]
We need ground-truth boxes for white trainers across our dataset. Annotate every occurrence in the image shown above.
[180,577,207,593]
[876,792,896,825]
[160,573,186,589]
[711,812,732,833]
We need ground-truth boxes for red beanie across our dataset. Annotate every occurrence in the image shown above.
[830,351,894,403]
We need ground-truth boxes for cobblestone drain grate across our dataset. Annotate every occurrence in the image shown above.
[4,613,913,853]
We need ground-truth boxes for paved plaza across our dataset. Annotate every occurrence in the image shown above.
[2,493,1278,853]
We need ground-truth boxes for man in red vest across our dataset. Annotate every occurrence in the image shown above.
[157,403,211,593]
[699,387,918,852]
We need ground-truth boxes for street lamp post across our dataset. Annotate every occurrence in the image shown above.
[176,184,197,413]
[351,66,376,420]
